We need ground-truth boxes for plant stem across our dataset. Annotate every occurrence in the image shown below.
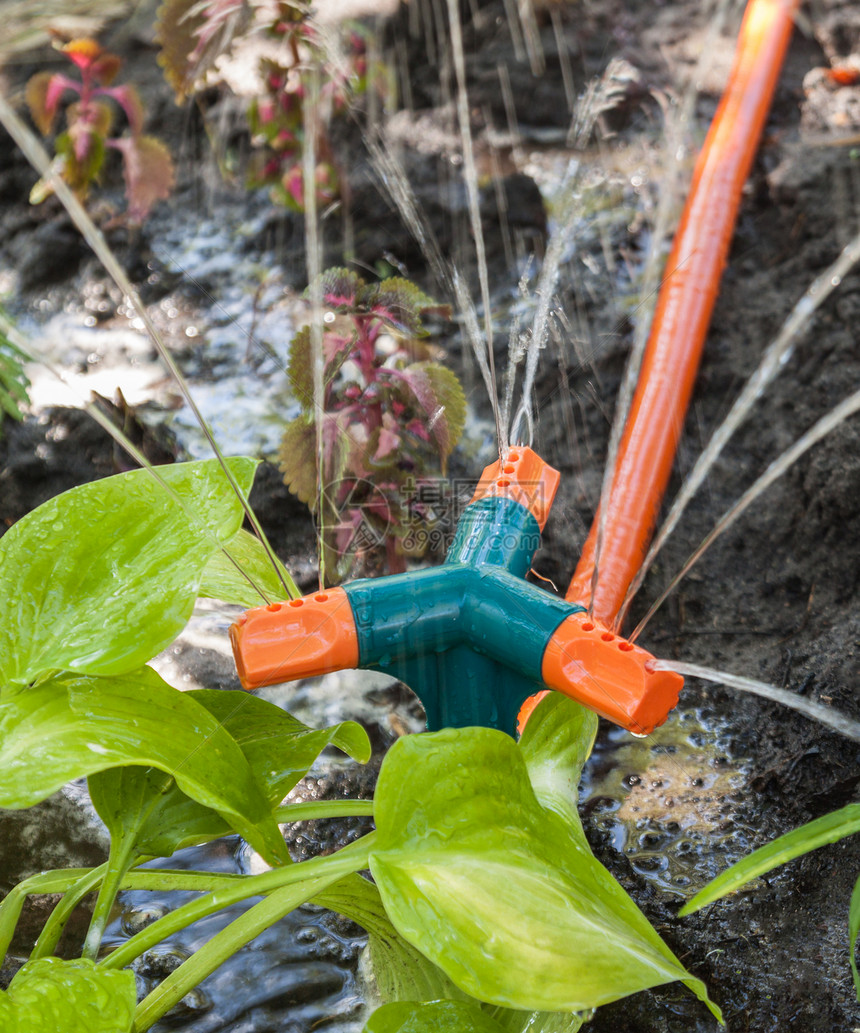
[0,868,99,961]
[103,833,376,973]
[131,835,375,1031]
[31,864,109,960]
[273,798,373,823]
[82,835,139,960]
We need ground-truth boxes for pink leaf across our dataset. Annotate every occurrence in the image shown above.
[103,84,144,134]
[111,135,175,223]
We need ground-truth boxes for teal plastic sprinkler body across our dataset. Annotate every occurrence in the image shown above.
[231,448,683,735]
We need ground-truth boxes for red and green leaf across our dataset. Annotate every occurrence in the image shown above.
[26,72,75,136]
[111,134,175,223]
[393,362,466,462]
[104,83,144,134]
[357,277,451,337]
[155,0,254,102]
[306,268,364,311]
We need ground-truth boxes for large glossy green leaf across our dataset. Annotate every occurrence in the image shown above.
[90,690,371,859]
[0,457,258,687]
[0,668,288,865]
[0,957,135,1032]
[363,1000,507,1033]
[316,874,466,1006]
[198,528,300,606]
[318,877,585,1033]
[370,729,721,1019]
[518,692,597,844]
[679,803,860,915]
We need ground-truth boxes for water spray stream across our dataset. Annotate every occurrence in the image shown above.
[620,228,860,625]
[0,89,294,599]
[652,660,860,742]
[445,0,503,451]
[630,384,860,641]
[0,310,279,605]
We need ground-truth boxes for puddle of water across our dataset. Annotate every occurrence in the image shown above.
[105,839,369,1033]
[580,707,753,898]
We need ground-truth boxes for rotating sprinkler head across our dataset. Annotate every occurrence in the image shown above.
[230,448,682,735]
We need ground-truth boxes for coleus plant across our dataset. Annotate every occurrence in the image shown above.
[25,36,174,223]
[156,0,391,211]
[279,268,466,579]
[0,457,722,1030]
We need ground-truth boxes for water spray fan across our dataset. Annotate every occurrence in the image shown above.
[232,447,682,735]
[231,0,799,737]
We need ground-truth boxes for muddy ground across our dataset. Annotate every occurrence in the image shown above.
[1,0,860,1031]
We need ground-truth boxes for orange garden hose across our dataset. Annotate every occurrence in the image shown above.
[566,0,801,624]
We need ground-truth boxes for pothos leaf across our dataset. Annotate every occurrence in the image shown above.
[0,457,258,687]
[111,134,175,223]
[363,1000,508,1033]
[198,528,300,606]
[0,957,135,1033]
[370,728,722,1019]
[88,689,369,860]
[394,363,466,461]
[0,669,288,864]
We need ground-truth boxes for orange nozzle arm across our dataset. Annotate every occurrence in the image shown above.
[541,612,682,735]
[230,586,359,691]
[470,446,560,531]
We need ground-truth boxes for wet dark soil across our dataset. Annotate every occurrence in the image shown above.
[2,1,860,1031]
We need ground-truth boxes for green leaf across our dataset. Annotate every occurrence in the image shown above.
[364,1000,508,1033]
[88,689,370,860]
[279,417,320,506]
[518,692,597,842]
[112,134,175,223]
[850,872,860,1001]
[193,688,372,806]
[0,325,30,435]
[679,803,860,915]
[0,956,135,1032]
[0,457,257,687]
[319,875,586,1033]
[0,668,288,865]
[316,873,466,1006]
[199,528,299,606]
[370,729,721,1018]
[357,278,450,337]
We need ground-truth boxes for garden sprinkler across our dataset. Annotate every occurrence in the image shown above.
[231,446,682,736]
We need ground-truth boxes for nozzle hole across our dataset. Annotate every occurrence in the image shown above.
[601,632,614,642]
[266,603,282,612]
[503,464,515,474]
[314,593,329,602]
[581,622,594,632]
[496,478,511,488]
[618,642,634,652]
[289,599,304,608]
[508,451,520,462]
